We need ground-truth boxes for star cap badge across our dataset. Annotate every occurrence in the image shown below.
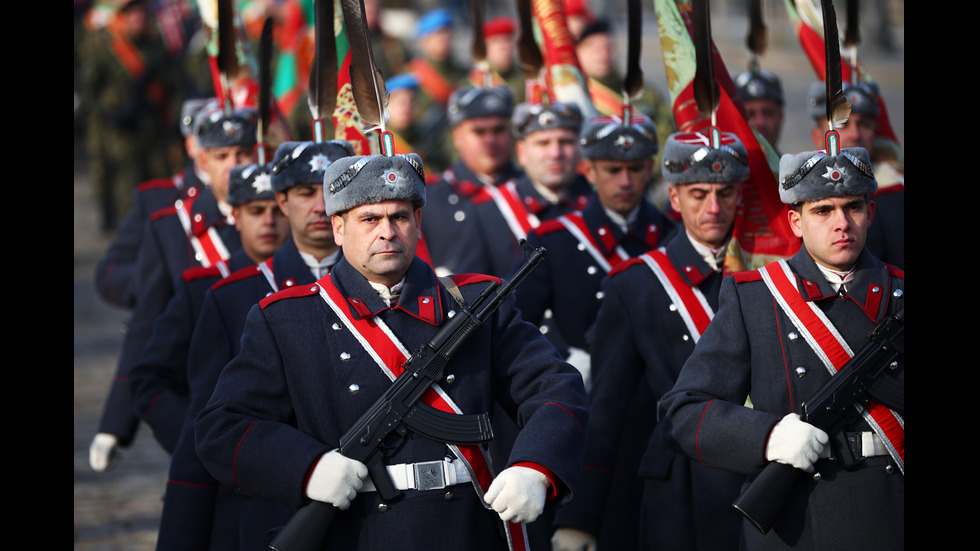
[308,153,331,173]
[822,163,845,182]
[252,172,272,193]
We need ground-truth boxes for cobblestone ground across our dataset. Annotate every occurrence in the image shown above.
[73,6,902,550]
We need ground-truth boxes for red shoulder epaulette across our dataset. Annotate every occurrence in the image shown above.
[732,269,764,284]
[182,265,223,283]
[211,264,263,291]
[425,173,444,185]
[149,205,178,221]
[259,282,320,309]
[886,265,904,279]
[448,273,502,286]
[137,177,177,193]
[608,256,645,277]
[532,218,569,237]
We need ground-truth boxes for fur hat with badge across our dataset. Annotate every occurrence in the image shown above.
[322,153,427,216]
[270,140,356,193]
[578,111,659,161]
[194,106,259,149]
[662,128,750,185]
[447,84,514,127]
[808,80,879,119]
[227,163,275,206]
[778,146,876,205]
[734,69,784,106]
[512,102,584,139]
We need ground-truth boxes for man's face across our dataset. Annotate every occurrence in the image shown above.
[788,195,875,271]
[233,198,290,263]
[486,34,515,72]
[199,145,255,203]
[452,116,514,178]
[743,98,784,147]
[812,112,876,152]
[669,182,740,249]
[387,88,415,131]
[276,183,333,257]
[581,158,652,217]
[420,28,452,62]
[575,33,614,79]
[516,128,580,192]
[332,200,422,287]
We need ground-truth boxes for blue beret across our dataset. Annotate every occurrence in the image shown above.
[662,130,750,185]
[227,163,274,206]
[386,73,419,94]
[778,147,877,205]
[270,140,356,193]
[416,9,452,39]
[322,154,426,216]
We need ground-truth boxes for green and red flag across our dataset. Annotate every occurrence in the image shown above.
[529,0,597,117]
[784,0,901,148]
[654,0,799,272]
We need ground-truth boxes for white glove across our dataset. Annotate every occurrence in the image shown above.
[305,450,368,509]
[565,347,592,392]
[89,433,121,472]
[551,527,597,551]
[484,466,550,523]
[765,413,829,472]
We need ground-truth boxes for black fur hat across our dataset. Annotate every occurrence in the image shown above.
[270,140,356,193]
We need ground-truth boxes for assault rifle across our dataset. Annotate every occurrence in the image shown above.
[269,240,547,551]
[732,305,904,534]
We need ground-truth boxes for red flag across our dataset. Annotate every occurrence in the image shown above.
[654,0,799,271]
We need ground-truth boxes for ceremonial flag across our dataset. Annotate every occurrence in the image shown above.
[654,0,799,272]
[784,0,901,149]
[529,0,597,117]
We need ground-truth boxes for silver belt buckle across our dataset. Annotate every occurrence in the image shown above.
[415,461,446,491]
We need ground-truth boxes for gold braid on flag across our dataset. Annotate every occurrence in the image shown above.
[821,0,851,134]
[309,0,338,142]
[341,0,391,153]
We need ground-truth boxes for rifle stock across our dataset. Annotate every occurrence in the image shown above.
[269,240,547,551]
[732,306,903,534]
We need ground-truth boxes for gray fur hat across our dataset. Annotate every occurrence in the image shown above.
[322,154,427,216]
[447,85,514,127]
[194,106,259,149]
[778,147,877,205]
[180,98,218,137]
[512,102,584,139]
[808,81,880,119]
[734,69,784,106]
[270,140,356,193]
[579,113,659,161]
[662,130,750,185]
[227,163,274,206]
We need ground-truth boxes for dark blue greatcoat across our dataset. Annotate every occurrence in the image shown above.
[94,166,204,309]
[420,160,522,276]
[510,196,674,354]
[129,247,253,452]
[195,256,589,550]
[156,237,316,551]
[96,185,241,446]
[555,232,745,550]
[465,174,593,278]
[659,247,904,551]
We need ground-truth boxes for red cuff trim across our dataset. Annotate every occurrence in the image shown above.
[513,461,559,501]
